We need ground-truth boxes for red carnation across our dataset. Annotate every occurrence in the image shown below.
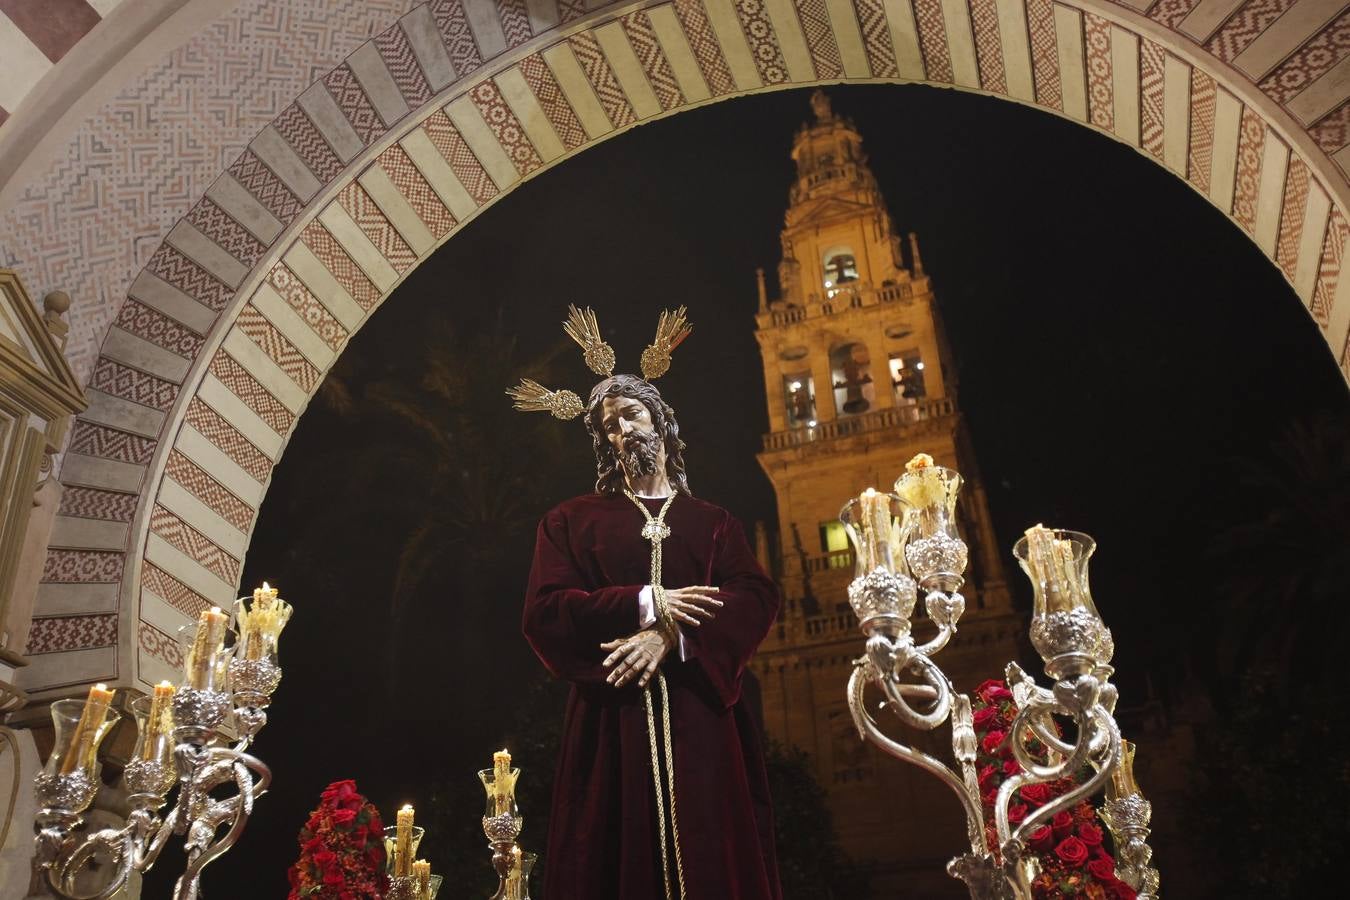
[1055,836,1090,868]
[1003,758,1021,776]
[978,764,999,792]
[973,706,1000,728]
[981,730,1007,755]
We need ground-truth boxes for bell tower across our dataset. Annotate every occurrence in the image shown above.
[749,92,1023,896]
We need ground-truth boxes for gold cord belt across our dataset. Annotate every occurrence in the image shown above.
[625,491,687,900]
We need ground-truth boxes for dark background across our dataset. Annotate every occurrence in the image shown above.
[144,84,1349,898]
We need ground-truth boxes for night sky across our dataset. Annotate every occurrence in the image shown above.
[144,85,1348,897]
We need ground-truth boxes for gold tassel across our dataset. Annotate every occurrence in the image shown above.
[563,305,616,377]
[506,379,585,420]
[640,307,693,381]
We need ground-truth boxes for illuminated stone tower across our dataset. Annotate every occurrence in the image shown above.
[749,92,1023,897]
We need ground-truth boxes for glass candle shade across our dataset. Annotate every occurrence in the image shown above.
[233,587,292,665]
[1107,740,1141,801]
[39,695,121,812]
[427,874,443,899]
[840,491,917,637]
[508,852,537,900]
[1014,526,1114,677]
[178,612,233,693]
[895,462,968,590]
[381,825,424,876]
[839,489,907,580]
[124,694,177,798]
[479,768,523,843]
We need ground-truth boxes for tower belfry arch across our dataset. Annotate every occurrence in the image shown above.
[0,0,1346,711]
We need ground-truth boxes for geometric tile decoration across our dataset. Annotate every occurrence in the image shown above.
[149,503,242,585]
[139,621,184,669]
[4,0,1350,700]
[58,486,139,523]
[914,0,955,84]
[853,0,900,80]
[569,31,640,130]
[621,11,685,112]
[142,561,214,620]
[25,613,118,655]
[733,0,790,85]
[1188,70,1218,194]
[517,54,590,151]
[1026,0,1062,110]
[165,450,255,533]
[1140,39,1167,161]
[672,0,738,96]
[970,0,1007,96]
[1084,14,1112,130]
[796,0,844,80]
[469,79,545,174]
[41,549,124,583]
[1233,105,1267,234]
[1313,208,1348,329]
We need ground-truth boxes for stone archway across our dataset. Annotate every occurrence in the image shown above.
[4,0,1349,696]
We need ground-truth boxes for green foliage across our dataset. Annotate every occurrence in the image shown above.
[763,739,872,899]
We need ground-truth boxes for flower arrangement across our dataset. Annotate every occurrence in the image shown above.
[971,679,1137,900]
[287,780,388,900]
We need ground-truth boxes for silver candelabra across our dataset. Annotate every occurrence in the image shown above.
[841,458,1158,899]
[31,587,290,900]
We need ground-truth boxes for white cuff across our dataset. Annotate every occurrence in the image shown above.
[638,585,687,661]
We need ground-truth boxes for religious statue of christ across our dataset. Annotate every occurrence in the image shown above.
[511,308,783,900]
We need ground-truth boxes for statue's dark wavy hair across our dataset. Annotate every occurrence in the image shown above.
[585,374,692,497]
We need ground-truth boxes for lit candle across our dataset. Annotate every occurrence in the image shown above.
[395,805,414,877]
[140,681,176,761]
[61,683,115,775]
[412,859,431,897]
[1025,526,1074,613]
[493,748,513,816]
[185,607,229,690]
[505,845,522,900]
[237,582,292,661]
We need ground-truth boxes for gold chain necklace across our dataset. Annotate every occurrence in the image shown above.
[623,489,686,900]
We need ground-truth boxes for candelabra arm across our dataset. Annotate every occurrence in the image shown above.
[171,745,271,900]
[866,635,952,731]
[849,663,987,855]
[1005,663,1074,759]
[912,621,956,659]
[993,679,1120,849]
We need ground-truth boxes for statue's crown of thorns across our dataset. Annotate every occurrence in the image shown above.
[506,305,693,420]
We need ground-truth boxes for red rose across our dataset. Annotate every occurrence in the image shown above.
[982,787,999,808]
[975,679,1004,698]
[982,730,1007,755]
[1107,880,1138,900]
[1055,836,1090,868]
[1078,822,1104,847]
[1088,857,1117,882]
[1052,810,1075,838]
[332,808,357,827]
[974,706,999,728]
[1028,824,1055,851]
[978,764,999,792]
[313,849,337,867]
[1007,803,1029,825]
[1020,783,1052,807]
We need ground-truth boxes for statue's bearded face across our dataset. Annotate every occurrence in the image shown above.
[600,395,663,478]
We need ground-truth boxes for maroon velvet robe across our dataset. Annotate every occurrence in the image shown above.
[522,492,783,900]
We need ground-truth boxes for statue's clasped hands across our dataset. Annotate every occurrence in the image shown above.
[601,585,723,688]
